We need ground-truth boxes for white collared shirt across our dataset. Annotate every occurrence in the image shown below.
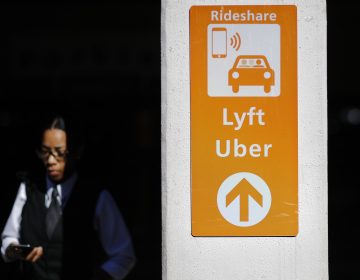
[1,174,136,280]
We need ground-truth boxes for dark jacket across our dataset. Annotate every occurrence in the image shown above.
[18,175,106,280]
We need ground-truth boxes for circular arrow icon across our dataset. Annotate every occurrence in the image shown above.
[217,172,271,227]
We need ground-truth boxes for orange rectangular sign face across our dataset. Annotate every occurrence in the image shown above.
[190,5,298,236]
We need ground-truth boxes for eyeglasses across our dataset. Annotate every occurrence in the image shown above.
[36,148,68,161]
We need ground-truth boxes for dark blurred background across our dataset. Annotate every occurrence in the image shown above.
[328,1,360,279]
[0,1,160,279]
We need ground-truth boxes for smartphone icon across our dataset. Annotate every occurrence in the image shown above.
[212,28,227,58]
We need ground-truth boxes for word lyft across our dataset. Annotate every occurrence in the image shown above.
[216,107,272,158]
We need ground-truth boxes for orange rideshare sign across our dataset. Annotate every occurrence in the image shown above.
[190,5,298,236]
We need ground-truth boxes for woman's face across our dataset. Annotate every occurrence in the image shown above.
[40,129,67,182]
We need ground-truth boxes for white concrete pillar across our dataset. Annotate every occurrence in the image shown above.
[162,0,327,279]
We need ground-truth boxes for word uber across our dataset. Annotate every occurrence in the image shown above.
[216,107,272,158]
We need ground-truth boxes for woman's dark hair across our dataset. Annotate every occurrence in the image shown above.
[47,116,66,131]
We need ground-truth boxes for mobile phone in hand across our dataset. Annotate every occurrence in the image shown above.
[11,244,34,258]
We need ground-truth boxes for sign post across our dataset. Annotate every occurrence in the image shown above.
[190,5,298,236]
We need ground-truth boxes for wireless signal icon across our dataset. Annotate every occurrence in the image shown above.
[230,32,241,51]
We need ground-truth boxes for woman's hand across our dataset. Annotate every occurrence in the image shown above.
[6,244,43,262]
[25,246,43,263]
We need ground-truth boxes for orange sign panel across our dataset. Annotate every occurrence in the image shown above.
[190,5,298,236]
